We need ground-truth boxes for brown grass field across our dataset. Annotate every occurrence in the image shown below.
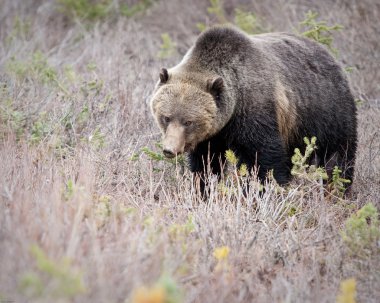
[0,1,379,302]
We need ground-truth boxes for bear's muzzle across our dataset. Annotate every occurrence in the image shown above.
[162,123,186,158]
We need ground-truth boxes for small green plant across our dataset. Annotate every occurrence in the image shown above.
[287,204,298,217]
[141,144,185,167]
[6,51,68,94]
[141,146,166,161]
[299,10,343,55]
[63,65,78,83]
[328,166,351,197]
[207,0,226,23]
[120,0,153,17]
[341,203,380,257]
[197,1,265,34]
[88,126,106,149]
[196,22,208,32]
[158,33,176,59]
[291,137,328,181]
[30,120,48,143]
[86,61,97,71]
[77,105,90,126]
[225,149,238,165]
[0,99,26,140]
[225,149,247,176]
[344,66,354,73]
[20,245,85,299]
[234,9,264,34]
[81,79,103,97]
[58,0,153,22]
[169,215,195,241]
[220,149,251,195]
[354,98,365,107]
[94,195,112,227]
[57,0,111,22]
[5,16,31,45]
[63,179,75,201]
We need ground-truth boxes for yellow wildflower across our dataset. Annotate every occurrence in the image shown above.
[336,278,356,303]
[213,246,230,261]
[225,150,238,165]
[131,286,166,303]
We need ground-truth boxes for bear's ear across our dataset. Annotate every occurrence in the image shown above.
[207,77,224,98]
[159,68,169,84]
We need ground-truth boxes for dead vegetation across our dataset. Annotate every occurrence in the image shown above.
[0,1,379,302]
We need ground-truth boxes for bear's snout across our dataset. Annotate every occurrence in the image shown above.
[163,149,176,158]
[162,123,185,158]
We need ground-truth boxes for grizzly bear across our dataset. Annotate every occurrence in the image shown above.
[150,26,357,194]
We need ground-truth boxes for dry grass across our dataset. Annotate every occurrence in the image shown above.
[0,1,379,302]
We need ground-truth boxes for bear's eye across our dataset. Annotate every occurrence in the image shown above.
[162,116,171,124]
[184,121,193,127]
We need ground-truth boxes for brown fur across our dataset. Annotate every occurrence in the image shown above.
[274,81,298,147]
[150,26,357,189]
[151,81,218,154]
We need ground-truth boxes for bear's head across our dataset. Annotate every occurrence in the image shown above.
[150,68,227,158]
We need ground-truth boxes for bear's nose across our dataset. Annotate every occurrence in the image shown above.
[163,149,176,158]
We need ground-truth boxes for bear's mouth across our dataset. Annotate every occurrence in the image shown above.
[162,143,195,158]
[163,149,177,158]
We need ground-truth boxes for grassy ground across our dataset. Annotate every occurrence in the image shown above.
[0,1,379,302]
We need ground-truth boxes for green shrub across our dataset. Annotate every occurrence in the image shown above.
[299,10,343,55]
[169,215,195,241]
[57,0,111,21]
[341,203,380,257]
[141,143,185,167]
[197,0,265,34]
[30,112,51,144]
[120,0,153,17]
[0,97,26,140]
[63,179,75,201]
[88,126,106,149]
[291,137,328,181]
[158,33,176,59]
[234,9,264,34]
[225,149,247,176]
[5,16,31,46]
[328,166,351,197]
[57,0,153,22]
[207,0,226,23]
[20,245,85,299]
[6,51,68,94]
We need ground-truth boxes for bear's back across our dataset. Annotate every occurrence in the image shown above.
[191,27,338,76]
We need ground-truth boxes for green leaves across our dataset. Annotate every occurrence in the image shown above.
[300,10,343,56]
[329,166,351,197]
[141,144,185,166]
[198,1,265,34]
[234,9,264,35]
[158,33,177,59]
[57,0,154,23]
[20,245,85,299]
[291,137,328,181]
[341,203,380,258]
[57,0,112,22]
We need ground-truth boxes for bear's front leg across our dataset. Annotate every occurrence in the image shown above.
[188,139,226,198]
[234,135,291,186]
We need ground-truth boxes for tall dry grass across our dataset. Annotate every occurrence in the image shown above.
[0,1,379,302]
